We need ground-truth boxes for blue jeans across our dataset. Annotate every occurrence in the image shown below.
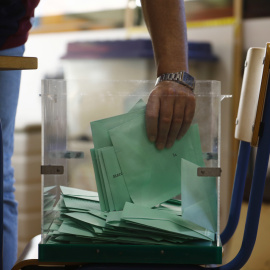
[0,45,24,270]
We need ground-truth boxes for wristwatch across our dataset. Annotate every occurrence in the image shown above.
[155,71,195,91]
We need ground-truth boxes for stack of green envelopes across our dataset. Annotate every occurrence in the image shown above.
[47,185,215,245]
[47,100,217,245]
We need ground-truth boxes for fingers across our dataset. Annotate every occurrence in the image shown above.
[155,93,175,150]
[146,82,196,150]
[177,92,196,140]
[165,93,186,148]
[146,92,160,143]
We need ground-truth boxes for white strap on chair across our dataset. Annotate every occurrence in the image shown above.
[235,47,265,142]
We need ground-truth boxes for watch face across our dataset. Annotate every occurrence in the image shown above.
[182,72,195,89]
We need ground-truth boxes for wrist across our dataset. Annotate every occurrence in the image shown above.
[155,71,195,91]
[156,58,188,77]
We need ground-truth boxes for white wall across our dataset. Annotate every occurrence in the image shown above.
[243,18,270,51]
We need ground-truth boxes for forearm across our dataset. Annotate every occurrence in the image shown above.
[141,0,194,150]
[141,0,188,76]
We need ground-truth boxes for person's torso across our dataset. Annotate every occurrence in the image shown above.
[0,0,39,50]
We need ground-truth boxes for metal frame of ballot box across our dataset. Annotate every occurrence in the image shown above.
[10,42,270,269]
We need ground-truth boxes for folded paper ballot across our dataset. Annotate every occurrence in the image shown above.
[46,100,218,246]
[91,100,205,211]
[121,202,215,241]
[109,116,204,208]
[90,99,146,150]
[181,159,217,232]
[60,186,99,201]
[90,100,145,212]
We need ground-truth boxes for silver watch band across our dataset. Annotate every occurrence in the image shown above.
[155,71,195,90]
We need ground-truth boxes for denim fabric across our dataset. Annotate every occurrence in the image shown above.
[0,45,24,270]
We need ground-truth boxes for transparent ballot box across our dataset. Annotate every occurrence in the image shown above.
[40,79,223,264]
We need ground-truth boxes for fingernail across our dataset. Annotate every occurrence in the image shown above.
[156,143,164,150]
[149,136,156,142]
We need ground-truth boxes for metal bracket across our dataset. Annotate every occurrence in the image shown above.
[41,165,64,175]
[197,167,222,177]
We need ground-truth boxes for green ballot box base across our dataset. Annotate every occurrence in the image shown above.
[39,241,222,265]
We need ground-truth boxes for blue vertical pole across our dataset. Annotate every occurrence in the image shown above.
[220,141,251,245]
[0,120,3,270]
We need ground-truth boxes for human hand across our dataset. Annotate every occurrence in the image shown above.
[145,81,196,150]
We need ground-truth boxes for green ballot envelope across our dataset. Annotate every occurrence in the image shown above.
[60,186,99,201]
[90,100,146,212]
[181,159,217,232]
[90,100,146,150]
[121,202,215,241]
[109,115,205,207]
[99,146,132,210]
[91,100,206,211]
